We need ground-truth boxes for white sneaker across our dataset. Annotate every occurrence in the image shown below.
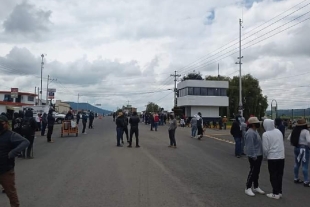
[83,132,87,134]
[253,187,265,195]
[245,188,255,197]
[279,193,282,198]
[267,193,280,199]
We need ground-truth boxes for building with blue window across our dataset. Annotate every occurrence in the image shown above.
[177,80,229,119]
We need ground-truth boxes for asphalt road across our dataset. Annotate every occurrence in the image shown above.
[0,117,309,207]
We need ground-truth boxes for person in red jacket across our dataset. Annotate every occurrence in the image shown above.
[154,113,159,131]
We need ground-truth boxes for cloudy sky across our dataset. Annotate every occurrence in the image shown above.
[0,0,310,112]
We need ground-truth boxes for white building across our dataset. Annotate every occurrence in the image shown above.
[0,90,37,119]
[177,80,229,119]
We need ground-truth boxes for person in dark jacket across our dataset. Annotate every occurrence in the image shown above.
[82,112,88,134]
[41,112,48,136]
[65,110,74,121]
[12,112,22,135]
[76,112,81,125]
[89,111,95,129]
[122,115,129,143]
[116,112,125,147]
[0,115,29,206]
[128,112,140,148]
[230,115,243,158]
[47,109,55,143]
[149,113,154,131]
[275,118,285,139]
[21,109,37,159]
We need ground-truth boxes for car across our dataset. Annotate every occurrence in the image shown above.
[53,112,66,124]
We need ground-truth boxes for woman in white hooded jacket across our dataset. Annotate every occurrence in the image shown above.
[262,119,285,200]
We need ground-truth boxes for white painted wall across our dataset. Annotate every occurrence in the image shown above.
[177,80,229,89]
[21,95,35,105]
[190,106,219,117]
[0,105,6,114]
[177,96,229,107]
[0,94,4,101]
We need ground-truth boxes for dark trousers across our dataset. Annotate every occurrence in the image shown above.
[246,155,263,189]
[116,128,123,146]
[89,119,94,129]
[36,122,41,131]
[268,159,285,195]
[197,126,203,137]
[47,125,54,142]
[169,129,176,146]
[0,170,20,207]
[23,135,34,157]
[41,122,47,136]
[130,127,139,146]
[76,119,80,125]
[123,127,129,141]
[150,122,154,130]
[82,122,86,133]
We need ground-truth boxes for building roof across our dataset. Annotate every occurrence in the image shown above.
[0,101,34,107]
[0,91,37,96]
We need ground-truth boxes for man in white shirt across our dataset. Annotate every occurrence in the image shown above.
[262,119,285,200]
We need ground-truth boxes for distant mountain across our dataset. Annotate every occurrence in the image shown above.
[65,102,112,115]
[266,108,310,117]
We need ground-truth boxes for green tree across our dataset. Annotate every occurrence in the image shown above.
[205,74,268,119]
[146,102,160,112]
[182,72,203,81]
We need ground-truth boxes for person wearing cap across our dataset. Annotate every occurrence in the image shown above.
[288,118,310,187]
[262,119,285,199]
[0,115,30,207]
[244,116,265,197]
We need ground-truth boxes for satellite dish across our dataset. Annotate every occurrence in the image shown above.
[51,99,56,104]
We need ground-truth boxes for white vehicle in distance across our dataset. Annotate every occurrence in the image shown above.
[53,112,66,124]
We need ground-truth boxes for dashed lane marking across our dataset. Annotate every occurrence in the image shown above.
[204,134,235,145]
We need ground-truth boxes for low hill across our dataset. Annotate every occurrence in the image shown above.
[65,102,112,115]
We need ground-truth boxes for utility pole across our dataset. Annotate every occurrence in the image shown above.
[218,63,220,80]
[170,71,181,107]
[37,87,40,105]
[235,19,243,117]
[40,54,45,105]
[77,93,80,112]
[46,75,57,105]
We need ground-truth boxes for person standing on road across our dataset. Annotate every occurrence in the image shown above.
[0,115,30,207]
[128,112,140,148]
[82,112,88,134]
[150,113,154,131]
[47,109,55,143]
[168,115,177,148]
[196,112,203,140]
[76,112,81,125]
[222,116,227,130]
[12,112,22,136]
[191,115,198,138]
[116,112,125,147]
[65,110,74,121]
[41,112,48,136]
[21,109,36,159]
[154,113,159,131]
[122,114,129,143]
[231,115,243,158]
[244,116,265,197]
[89,111,94,129]
[275,118,285,140]
[262,119,285,199]
[240,117,247,156]
[288,118,310,187]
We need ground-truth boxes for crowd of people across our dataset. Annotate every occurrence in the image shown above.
[229,114,310,200]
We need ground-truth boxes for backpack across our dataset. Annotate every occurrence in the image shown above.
[197,118,202,127]
[21,118,32,135]
[13,118,22,132]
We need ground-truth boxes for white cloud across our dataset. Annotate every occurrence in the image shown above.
[0,0,310,112]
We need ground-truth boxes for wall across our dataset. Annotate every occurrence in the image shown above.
[21,95,36,105]
[177,96,228,107]
[191,106,219,117]
[0,105,6,114]
[177,80,229,89]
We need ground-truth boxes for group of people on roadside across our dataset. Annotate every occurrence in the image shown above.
[230,114,310,200]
